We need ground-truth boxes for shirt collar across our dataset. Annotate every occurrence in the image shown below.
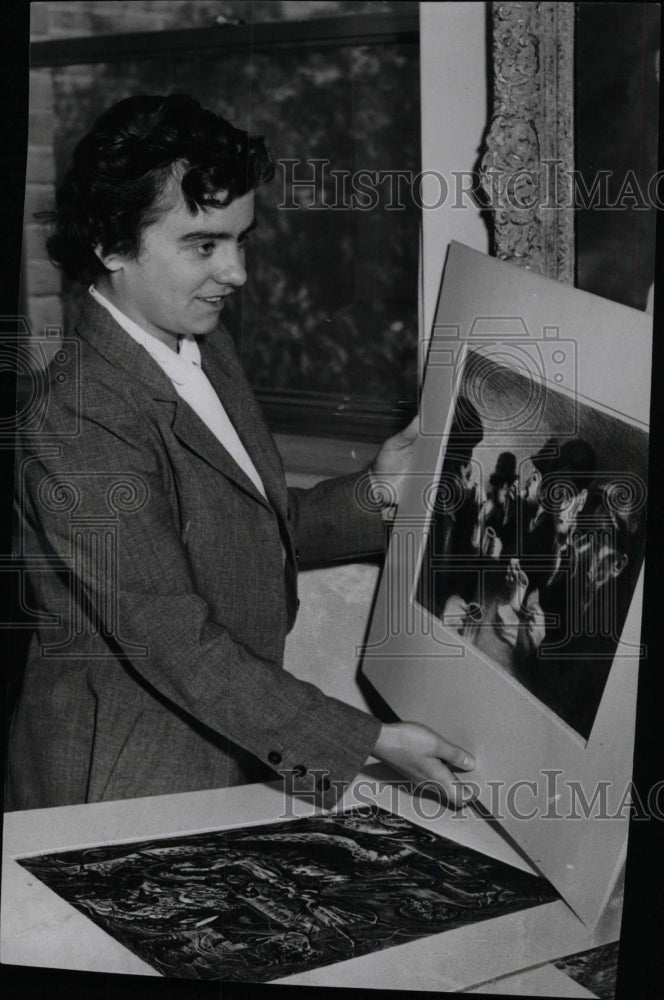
[89,285,202,383]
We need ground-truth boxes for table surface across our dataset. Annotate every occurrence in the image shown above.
[1,768,622,995]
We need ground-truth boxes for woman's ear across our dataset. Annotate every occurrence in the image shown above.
[93,244,124,272]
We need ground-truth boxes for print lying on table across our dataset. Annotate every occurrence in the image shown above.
[415,349,648,740]
[17,806,558,982]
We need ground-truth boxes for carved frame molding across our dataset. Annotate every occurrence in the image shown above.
[480,1,575,283]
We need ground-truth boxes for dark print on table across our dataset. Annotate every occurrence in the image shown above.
[17,806,557,983]
[553,941,619,1000]
[415,349,648,741]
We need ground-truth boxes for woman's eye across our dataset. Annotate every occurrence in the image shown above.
[196,242,216,257]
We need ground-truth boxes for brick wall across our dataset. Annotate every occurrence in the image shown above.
[24,65,62,347]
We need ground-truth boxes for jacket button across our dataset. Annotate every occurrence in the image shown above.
[267,750,282,766]
[293,764,307,778]
[316,776,331,792]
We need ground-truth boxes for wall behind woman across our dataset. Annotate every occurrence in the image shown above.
[420,2,489,341]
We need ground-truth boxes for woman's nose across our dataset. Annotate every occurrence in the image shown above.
[212,244,247,287]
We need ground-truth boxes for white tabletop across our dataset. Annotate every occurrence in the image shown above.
[1,768,621,994]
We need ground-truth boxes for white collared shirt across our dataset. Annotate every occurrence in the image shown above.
[89,285,267,500]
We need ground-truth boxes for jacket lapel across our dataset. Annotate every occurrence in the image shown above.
[76,296,176,401]
[199,328,289,520]
[169,395,273,508]
[76,297,284,513]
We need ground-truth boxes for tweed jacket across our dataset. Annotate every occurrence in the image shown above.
[6,297,384,811]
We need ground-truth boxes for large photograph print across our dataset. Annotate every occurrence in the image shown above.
[363,242,653,929]
[415,348,648,741]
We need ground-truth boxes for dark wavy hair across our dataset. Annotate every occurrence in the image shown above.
[42,93,275,283]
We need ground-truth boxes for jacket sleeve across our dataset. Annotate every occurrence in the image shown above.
[17,394,381,809]
[287,473,388,565]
